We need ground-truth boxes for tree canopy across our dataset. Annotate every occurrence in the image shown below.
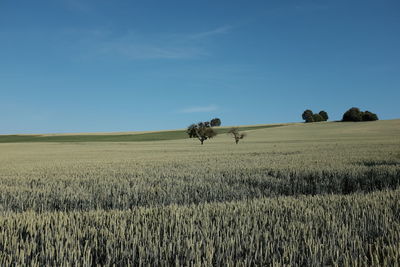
[302,110,328,123]
[342,107,378,122]
[319,111,329,121]
[302,110,314,123]
[186,121,217,145]
[210,118,221,127]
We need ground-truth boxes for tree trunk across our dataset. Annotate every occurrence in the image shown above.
[201,139,204,145]
[235,139,239,144]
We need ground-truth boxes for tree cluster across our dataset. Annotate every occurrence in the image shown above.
[342,107,378,122]
[186,121,218,145]
[186,118,247,145]
[302,110,329,123]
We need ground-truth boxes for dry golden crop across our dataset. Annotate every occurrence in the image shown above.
[0,120,399,265]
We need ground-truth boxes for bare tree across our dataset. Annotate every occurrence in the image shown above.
[187,122,217,145]
[228,127,246,144]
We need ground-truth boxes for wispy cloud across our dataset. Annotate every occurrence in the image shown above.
[97,36,206,60]
[65,25,232,60]
[179,105,219,113]
[189,25,232,39]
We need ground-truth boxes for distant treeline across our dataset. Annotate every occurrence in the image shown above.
[302,110,328,123]
[302,107,378,123]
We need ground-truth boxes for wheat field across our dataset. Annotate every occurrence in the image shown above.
[0,120,399,266]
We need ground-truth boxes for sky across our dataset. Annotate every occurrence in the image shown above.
[0,0,399,134]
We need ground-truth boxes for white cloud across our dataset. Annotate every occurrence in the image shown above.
[179,105,219,113]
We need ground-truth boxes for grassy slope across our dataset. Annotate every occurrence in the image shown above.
[0,124,285,143]
[248,119,400,143]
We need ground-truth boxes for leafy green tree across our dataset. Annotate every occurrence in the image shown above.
[318,111,329,121]
[210,118,222,127]
[302,110,314,123]
[342,107,363,122]
[186,122,217,145]
[227,127,246,144]
[312,113,324,122]
[362,111,379,121]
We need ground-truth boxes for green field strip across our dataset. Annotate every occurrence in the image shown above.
[0,124,285,143]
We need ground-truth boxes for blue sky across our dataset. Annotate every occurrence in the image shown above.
[1,0,399,134]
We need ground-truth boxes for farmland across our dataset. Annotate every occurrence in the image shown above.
[0,120,399,265]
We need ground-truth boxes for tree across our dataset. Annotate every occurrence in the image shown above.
[342,107,363,122]
[210,118,222,127]
[312,113,324,122]
[228,127,246,144]
[319,110,329,121]
[342,107,379,122]
[302,110,314,123]
[186,121,217,145]
[362,111,378,121]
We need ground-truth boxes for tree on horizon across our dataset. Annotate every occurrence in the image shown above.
[186,121,217,145]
